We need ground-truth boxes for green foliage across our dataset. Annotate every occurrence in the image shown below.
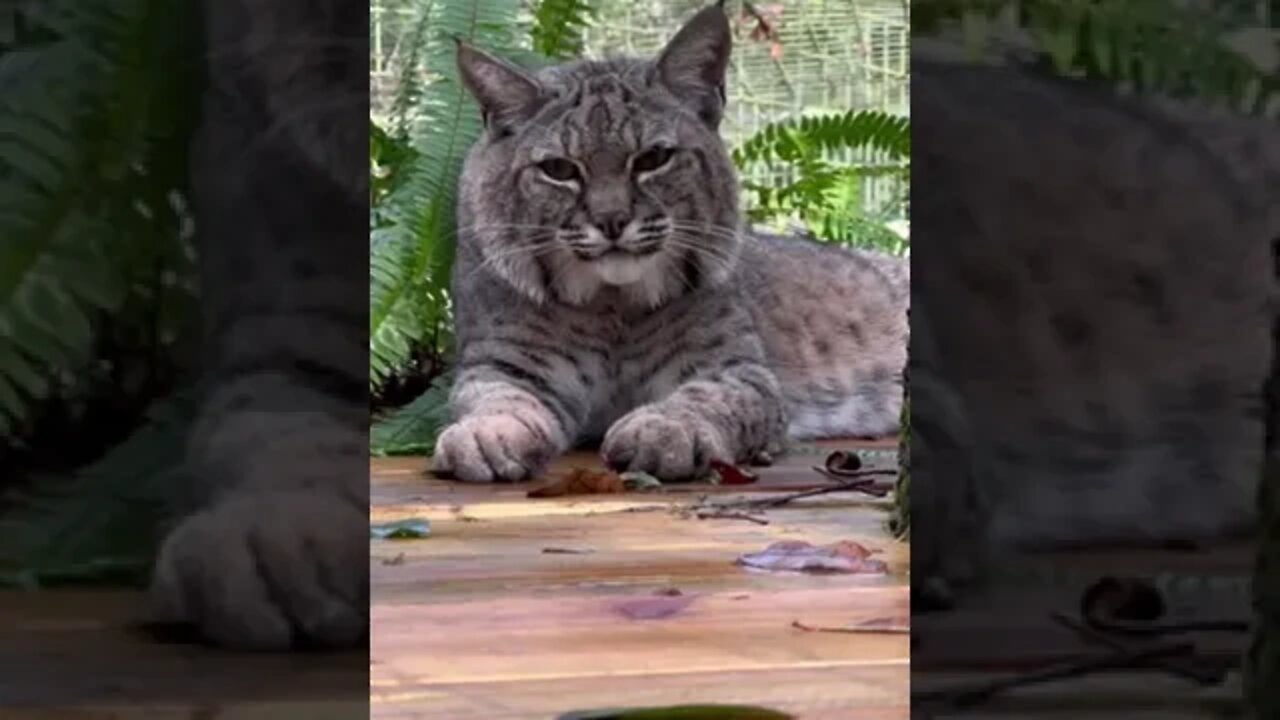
[0,1,201,585]
[531,0,595,59]
[369,0,525,391]
[0,389,197,587]
[370,372,453,456]
[0,0,199,436]
[732,111,910,254]
[917,0,1280,116]
[733,111,910,167]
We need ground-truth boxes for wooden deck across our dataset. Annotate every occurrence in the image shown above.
[0,590,367,717]
[913,529,1254,717]
[370,439,910,720]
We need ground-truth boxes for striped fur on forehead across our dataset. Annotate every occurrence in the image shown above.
[529,62,672,158]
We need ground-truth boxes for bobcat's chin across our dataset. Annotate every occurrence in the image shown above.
[593,252,661,286]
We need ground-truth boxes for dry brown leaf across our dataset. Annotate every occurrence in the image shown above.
[527,467,625,498]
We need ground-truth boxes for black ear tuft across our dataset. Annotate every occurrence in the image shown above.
[656,4,733,128]
[455,42,544,135]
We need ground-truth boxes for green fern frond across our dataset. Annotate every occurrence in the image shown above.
[732,110,910,169]
[531,0,594,60]
[370,371,453,456]
[733,110,909,254]
[0,0,197,435]
[387,0,435,139]
[369,0,524,389]
[923,0,1280,116]
[0,388,197,587]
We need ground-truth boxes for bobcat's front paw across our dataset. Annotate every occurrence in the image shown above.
[602,407,731,481]
[147,489,368,651]
[432,412,557,482]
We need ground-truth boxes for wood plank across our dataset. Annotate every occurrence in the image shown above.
[0,590,366,717]
[371,439,911,719]
[912,543,1253,717]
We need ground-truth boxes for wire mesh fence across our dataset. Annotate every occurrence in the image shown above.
[370,0,910,220]
[582,0,908,220]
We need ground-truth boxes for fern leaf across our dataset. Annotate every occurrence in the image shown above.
[938,0,1279,115]
[370,372,454,456]
[0,387,197,586]
[369,0,524,388]
[531,0,594,60]
[0,0,198,435]
[732,110,910,169]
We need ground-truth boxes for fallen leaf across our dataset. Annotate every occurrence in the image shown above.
[736,540,887,574]
[370,518,431,540]
[381,553,406,566]
[614,593,696,620]
[528,467,625,498]
[653,587,683,596]
[708,459,758,485]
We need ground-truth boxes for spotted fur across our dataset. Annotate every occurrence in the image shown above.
[432,4,908,484]
[911,44,1280,600]
[144,0,369,650]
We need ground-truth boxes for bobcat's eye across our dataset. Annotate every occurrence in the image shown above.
[632,146,675,174]
[536,158,580,182]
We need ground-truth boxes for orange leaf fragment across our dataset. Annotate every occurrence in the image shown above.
[527,467,625,498]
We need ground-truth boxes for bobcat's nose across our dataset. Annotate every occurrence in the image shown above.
[595,212,631,242]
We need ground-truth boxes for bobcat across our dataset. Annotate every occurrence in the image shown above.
[144,0,369,650]
[431,4,909,485]
[910,40,1280,603]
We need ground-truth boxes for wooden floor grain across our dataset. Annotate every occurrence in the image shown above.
[0,589,366,718]
[370,439,910,720]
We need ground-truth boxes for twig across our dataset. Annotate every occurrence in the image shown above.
[792,619,909,635]
[744,474,895,509]
[1050,612,1227,685]
[695,509,770,525]
[915,642,1195,710]
[740,0,779,41]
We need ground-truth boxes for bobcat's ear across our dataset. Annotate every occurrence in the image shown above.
[455,40,543,136]
[656,2,732,128]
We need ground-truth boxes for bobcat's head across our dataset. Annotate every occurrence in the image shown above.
[456,4,742,308]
